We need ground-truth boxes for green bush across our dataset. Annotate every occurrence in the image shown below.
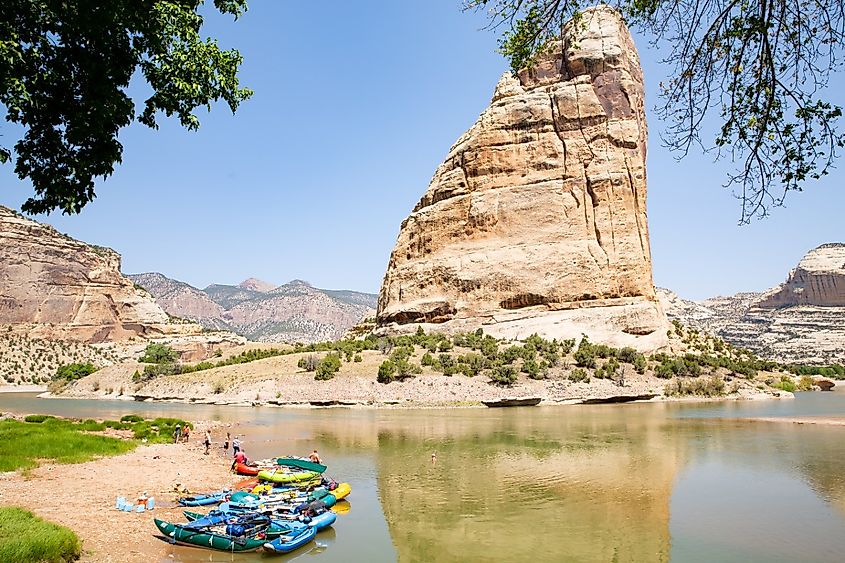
[138,343,178,364]
[353,354,363,363]
[420,352,435,367]
[0,507,81,563]
[568,368,590,383]
[377,360,396,383]
[315,353,342,380]
[665,375,726,397]
[490,365,517,386]
[53,362,96,381]
[23,414,54,423]
[574,338,597,369]
[457,353,486,377]
[770,375,797,393]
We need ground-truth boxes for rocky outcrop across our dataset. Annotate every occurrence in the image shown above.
[0,206,202,343]
[130,274,377,344]
[658,244,845,365]
[377,6,667,350]
[758,244,845,308]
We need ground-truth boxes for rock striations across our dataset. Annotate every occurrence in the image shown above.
[757,243,845,308]
[377,6,667,350]
[0,206,202,343]
[659,243,845,364]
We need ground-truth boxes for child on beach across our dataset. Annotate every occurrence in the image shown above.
[203,430,212,455]
[223,432,230,453]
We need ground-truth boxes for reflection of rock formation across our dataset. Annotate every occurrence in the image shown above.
[375,407,680,562]
[377,6,668,351]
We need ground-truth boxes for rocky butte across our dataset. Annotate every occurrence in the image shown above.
[0,205,204,343]
[377,6,668,351]
[659,243,845,364]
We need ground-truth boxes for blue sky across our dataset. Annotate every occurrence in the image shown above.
[1,1,842,300]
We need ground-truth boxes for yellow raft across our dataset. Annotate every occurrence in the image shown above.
[257,468,321,484]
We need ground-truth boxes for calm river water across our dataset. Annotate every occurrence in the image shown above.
[2,392,845,562]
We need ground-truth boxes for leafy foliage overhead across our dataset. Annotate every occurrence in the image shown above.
[465,0,845,223]
[0,1,253,214]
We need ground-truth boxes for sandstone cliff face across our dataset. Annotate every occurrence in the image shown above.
[757,244,845,308]
[0,206,199,343]
[377,6,667,350]
[130,274,377,344]
[658,244,845,364]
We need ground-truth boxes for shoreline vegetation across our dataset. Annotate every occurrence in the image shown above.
[36,322,840,407]
[0,413,198,563]
[0,414,235,563]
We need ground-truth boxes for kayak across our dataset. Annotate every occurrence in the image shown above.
[330,482,351,502]
[258,469,321,484]
[262,524,316,554]
[154,516,270,552]
[276,457,327,473]
[185,506,336,532]
[178,491,228,507]
[234,462,260,476]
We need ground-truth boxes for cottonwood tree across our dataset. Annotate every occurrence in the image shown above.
[0,1,252,215]
[466,0,845,223]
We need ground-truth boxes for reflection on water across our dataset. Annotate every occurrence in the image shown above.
[1,394,845,562]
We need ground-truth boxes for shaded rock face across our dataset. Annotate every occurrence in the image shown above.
[758,244,845,308]
[377,6,667,349]
[658,244,845,365]
[0,206,200,343]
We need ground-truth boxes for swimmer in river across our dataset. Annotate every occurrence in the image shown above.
[431,451,437,465]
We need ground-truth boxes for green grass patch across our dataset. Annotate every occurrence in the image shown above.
[0,415,192,472]
[0,507,81,562]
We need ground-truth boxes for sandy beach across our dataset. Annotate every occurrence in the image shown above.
[0,428,237,562]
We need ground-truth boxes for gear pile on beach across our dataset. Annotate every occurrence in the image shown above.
[155,457,350,554]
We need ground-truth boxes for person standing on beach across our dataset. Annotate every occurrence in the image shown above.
[182,426,190,443]
[232,436,241,456]
[173,424,182,444]
[203,430,212,455]
[223,432,230,453]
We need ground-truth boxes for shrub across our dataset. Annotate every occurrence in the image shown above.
[457,353,485,377]
[420,352,435,367]
[353,354,363,363]
[490,365,517,385]
[559,338,576,355]
[654,363,674,379]
[23,414,54,423]
[500,345,523,364]
[568,368,590,383]
[618,347,640,364]
[138,343,178,364]
[632,354,647,374]
[120,415,143,423]
[212,380,226,394]
[665,375,726,397]
[770,375,797,393]
[797,375,816,391]
[395,359,422,379]
[315,353,342,380]
[53,362,96,381]
[437,353,458,376]
[522,358,543,379]
[377,360,396,383]
[574,338,597,369]
[298,354,318,372]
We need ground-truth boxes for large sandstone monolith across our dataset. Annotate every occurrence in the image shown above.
[377,6,668,350]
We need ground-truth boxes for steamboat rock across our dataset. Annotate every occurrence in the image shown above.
[377,6,668,350]
[0,206,202,343]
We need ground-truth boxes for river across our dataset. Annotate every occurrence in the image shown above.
[2,392,845,562]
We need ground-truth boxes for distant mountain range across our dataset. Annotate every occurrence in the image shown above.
[129,273,377,343]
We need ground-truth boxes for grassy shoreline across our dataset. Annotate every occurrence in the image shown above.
[0,507,81,563]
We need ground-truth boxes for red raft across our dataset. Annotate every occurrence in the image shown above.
[234,462,260,476]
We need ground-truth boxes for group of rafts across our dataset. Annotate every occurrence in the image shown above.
[155,457,351,554]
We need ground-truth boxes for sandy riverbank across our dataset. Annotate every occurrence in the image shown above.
[740,416,845,427]
[0,427,239,563]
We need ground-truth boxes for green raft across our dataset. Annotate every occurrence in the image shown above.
[154,518,268,552]
[257,468,321,484]
[276,457,327,473]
